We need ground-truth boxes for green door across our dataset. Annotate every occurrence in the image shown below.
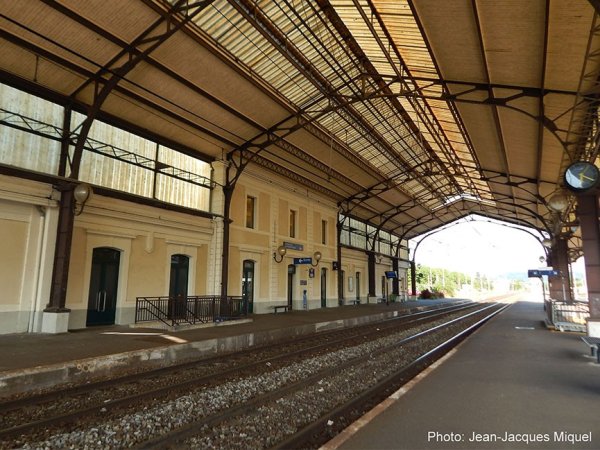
[242,260,254,313]
[169,254,189,319]
[86,248,120,326]
[287,264,295,310]
[320,268,327,308]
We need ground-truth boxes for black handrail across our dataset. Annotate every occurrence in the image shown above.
[135,296,247,326]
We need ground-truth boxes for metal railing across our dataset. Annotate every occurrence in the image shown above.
[135,295,247,327]
[545,299,589,332]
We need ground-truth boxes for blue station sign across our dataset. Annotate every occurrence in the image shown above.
[294,257,312,265]
[528,269,559,277]
[284,242,304,251]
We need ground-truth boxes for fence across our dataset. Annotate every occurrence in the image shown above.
[545,299,589,332]
[135,295,247,327]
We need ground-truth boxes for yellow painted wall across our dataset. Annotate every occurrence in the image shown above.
[0,219,27,306]
[278,199,288,236]
[66,227,87,308]
[275,261,286,298]
[259,258,269,299]
[229,227,270,248]
[313,211,321,243]
[65,194,214,311]
[258,192,270,231]
[129,236,167,297]
[196,244,208,294]
[299,206,307,240]
[230,184,245,225]
[228,247,241,295]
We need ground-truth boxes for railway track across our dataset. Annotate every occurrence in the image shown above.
[1,301,507,449]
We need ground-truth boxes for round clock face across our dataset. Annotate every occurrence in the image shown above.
[564,161,600,192]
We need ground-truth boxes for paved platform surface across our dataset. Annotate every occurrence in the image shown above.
[333,301,600,450]
[0,299,454,397]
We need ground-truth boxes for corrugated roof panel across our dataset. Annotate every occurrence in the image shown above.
[183,0,492,216]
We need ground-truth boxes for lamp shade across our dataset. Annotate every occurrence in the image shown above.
[73,183,92,204]
[547,192,569,213]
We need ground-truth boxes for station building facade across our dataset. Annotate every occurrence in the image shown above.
[0,82,409,334]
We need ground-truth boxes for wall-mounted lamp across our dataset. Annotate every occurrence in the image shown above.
[311,251,322,267]
[73,183,92,216]
[547,191,570,213]
[541,238,552,248]
[273,245,287,263]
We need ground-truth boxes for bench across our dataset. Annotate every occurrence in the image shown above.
[272,304,289,314]
[581,336,600,363]
[348,299,361,306]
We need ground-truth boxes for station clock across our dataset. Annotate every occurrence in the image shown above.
[563,161,600,193]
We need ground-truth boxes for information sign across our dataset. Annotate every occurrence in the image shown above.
[284,242,304,251]
[294,257,312,265]
[528,269,559,277]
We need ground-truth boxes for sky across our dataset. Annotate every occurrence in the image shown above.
[408,217,559,277]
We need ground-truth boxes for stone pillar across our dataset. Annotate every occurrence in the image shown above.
[208,217,223,296]
[547,237,573,302]
[209,160,228,297]
[577,192,600,337]
[210,160,228,216]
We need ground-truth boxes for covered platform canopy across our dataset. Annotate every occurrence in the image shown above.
[1,0,599,249]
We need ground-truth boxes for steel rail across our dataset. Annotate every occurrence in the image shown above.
[132,303,505,449]
[0,301,468,411]
[274,302,510,449]
[0,302,476,439]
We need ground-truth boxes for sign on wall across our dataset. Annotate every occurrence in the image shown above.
[294,257,312,265]
[284,242,304,251]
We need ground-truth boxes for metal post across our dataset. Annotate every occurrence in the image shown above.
[578,192,600,336]
[337,219,343,306]
[45,186,74,312]
[220,184,233,302]
[392,258,399,296]
[410,260,417,297]
[368,252,376,301]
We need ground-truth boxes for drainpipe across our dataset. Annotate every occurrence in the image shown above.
[220,184,233,301]
[28,205,47,332]
[337,219,343,305]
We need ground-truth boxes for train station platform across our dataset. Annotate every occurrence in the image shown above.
[329,300,599,450]
[0,298,457,398]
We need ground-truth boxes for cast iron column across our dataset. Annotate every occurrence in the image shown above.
[392,258,399,296]
[547,237,573,302]
[368,252,376,301]
[578,192,600,336]
[220,184,233,301]
[410,260,417,297]
[45,187,74,312]
[336,220,343,305]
